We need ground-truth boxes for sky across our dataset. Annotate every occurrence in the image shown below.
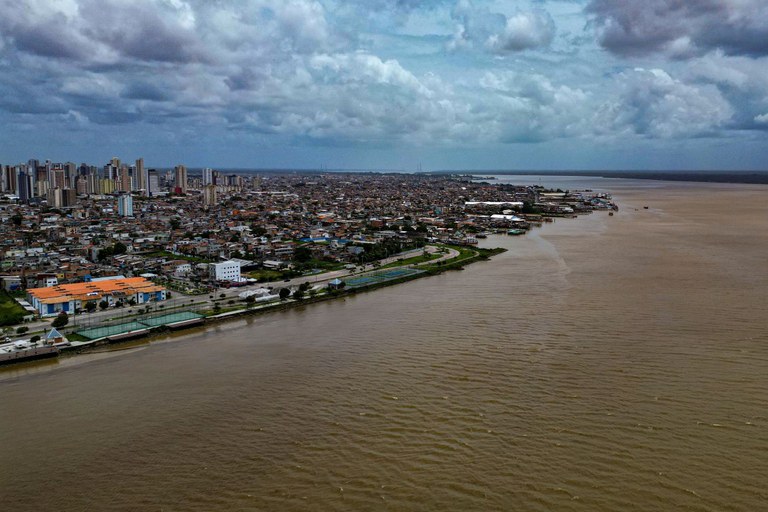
[1,0,768,171]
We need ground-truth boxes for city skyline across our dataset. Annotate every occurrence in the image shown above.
[2,1,768,171]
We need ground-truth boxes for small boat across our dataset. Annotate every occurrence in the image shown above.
[507,229,525,236]
[643,206,649,209]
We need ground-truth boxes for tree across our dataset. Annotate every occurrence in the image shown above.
[30,335,41,343]
[169,218,181,230]
[113,241,127,255]
[85,301,97,313]
[99,300,109,311]
[11,213,23,226]
[293,288,305,300]
[16,326,29,335]
[294,246,312,263]
[97,246,114,261]
[51,312,69,328]
[279,288,291,300]
[245,295,256,308]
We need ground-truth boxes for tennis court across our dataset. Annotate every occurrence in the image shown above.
[76,311,205,340]
[345,268,424,288]
[77,321,149,340]
[141,311,204,327]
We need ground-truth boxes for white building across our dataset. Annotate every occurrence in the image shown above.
[209,260,241,282]
[118,194,133,217]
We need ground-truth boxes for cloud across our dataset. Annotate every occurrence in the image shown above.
[450,1,555,53]
[486,10,555,52]
[597,68,733,138]
[0,0,764,165]
[755,113,768,124]
[587,0,768,58]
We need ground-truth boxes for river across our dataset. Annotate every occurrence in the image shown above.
[1,178,767,511]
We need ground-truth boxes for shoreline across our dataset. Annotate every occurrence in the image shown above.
[38,246,507,362]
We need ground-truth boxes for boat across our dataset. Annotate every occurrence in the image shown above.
[0,337,60,365]
[507,229,526,236]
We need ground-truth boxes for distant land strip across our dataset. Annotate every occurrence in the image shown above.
[434,170,768,185]
[174,168,768,185]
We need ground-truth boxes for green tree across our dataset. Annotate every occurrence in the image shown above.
[245,295,256,308]
[113,242,128,255]
[97,246,114,261]
[169,218,181,230]
[294,246,312,263]
[279,288,291,300]
[99,300,109,311]
[30,335,41,343]
[16,326,29,335]
[51,312,69,328]
[85,301,97,313]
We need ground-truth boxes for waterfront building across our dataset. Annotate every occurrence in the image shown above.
[209,260,241,282]
[27,277,167,317]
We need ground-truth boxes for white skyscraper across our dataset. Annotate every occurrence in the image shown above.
[118,194,133,217]
[202,167,213,186]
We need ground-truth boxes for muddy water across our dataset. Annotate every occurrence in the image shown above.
[1,180,767,511]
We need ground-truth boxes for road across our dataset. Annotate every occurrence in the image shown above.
[17,245,462,335]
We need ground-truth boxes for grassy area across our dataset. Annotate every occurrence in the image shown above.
[420,245,504,273]
[247,269,284,281]
[0,291,26,327]
[146,250,213,264]
[379,252,441,269]
[302,259,346,271]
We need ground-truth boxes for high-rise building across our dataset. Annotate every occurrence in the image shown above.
[117,165,131,192]
[174,164,188,194]
[136,158,145,192]
[47,187,76,208]
[202,168,213,186]
[147,169,159,196]
[52,169,66,189]
[118,194,133,217]
[202,184,217,208]
[17,167,33,203]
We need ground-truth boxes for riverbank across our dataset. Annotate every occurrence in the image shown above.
[50,245,505,359]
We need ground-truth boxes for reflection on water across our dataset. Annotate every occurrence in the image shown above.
[1,181,767,511]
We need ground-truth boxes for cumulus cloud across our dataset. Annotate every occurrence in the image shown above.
[587,0,768,58]
[486,10,555,52]
[0,0,206,64]
[755,113,768,124]
[597,68,733,138]
[0,0,762,160]
[450,1,555,53]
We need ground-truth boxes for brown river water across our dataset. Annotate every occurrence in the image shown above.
[1,179,767,511]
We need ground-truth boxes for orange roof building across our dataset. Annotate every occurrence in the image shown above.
[27,277,167,317]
